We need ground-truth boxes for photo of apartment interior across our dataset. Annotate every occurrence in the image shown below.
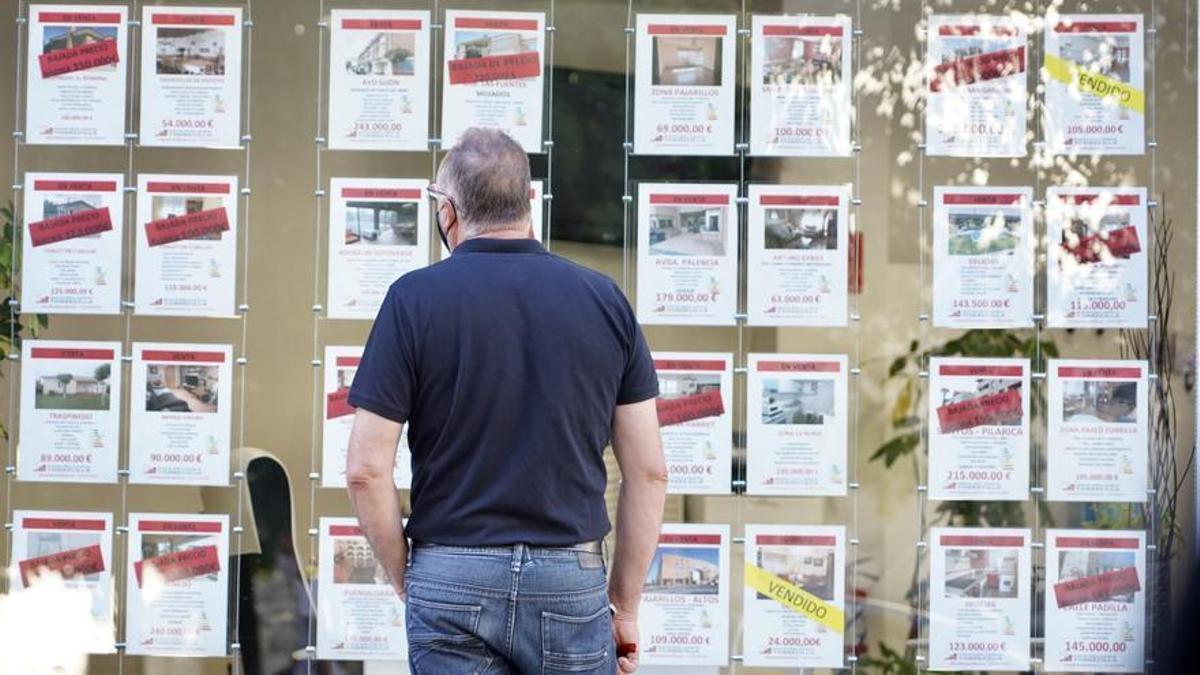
[454,31,538,59]
[762,34,842,86]
[644,546,721,595]
[937,378,1023,426]
[43,25,118,56]
[762,378,835,425]
[1057,550,1138,602]
[658,372,720,401]
[648,204,726,256]
[1060,34,1132,82]
[34,363,111,411]
[756,545,835,600]
[345,200,419,246]
[333,538,385,584]
[948,211,1021,255]
[944,548,1020,599]
[145,364,219,413]
[1063,379,1138,424]
[652,36,722,86]
[345,32,414,76]
[764,207,837,250]
[156,27,226,75]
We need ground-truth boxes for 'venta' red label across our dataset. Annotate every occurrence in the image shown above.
[141,350,226,363]
[38,38,119,78]
[755,535,837,546]
[145,208,229,247]
[649,194,730,206]
[28,207,113,247]
[341,19,422,30]
[659,533,722,545]
[30,347,114,360]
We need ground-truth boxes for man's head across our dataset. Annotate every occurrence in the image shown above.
[432,128,532,248]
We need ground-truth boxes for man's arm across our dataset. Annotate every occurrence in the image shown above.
[346,408,407,598]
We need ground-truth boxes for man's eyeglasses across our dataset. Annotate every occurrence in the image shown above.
[426,184,457,251]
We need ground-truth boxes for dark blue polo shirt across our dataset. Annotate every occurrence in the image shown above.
[348,237,659,546]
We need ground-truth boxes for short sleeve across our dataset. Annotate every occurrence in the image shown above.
[615,292,659,405]
[348,288,414,423]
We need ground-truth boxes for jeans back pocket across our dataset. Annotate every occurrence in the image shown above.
[541,605,611,674]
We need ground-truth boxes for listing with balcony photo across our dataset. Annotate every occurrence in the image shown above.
[18,340,122,483]
[1045,15,1145,156]
[1047,187,1149,328]
[746,354,848,496]
[22,172,124,315]
[328,9,430,151]
[134,174,238,317]
[1044,530,1145,672]
[1047,359,1148,502]
[327,178,429,320]
[747,184,849,326]
[321,345,410,490]
[929,527,1032,671]
[139,6,242,148]
[125,514,228,657]
[933,187,1034,329]
[742,525,845,668]
[926,15,1027,157]
[637,183,739,325]
[25,5,127,145]
[634,14,736,155]
[928,358,1030,501]
[639,523,731,667]
[441,10,545,153]
[127,343,233,486]
[316,517,408,660]
[652,353,733,495]
[749,14,852,156]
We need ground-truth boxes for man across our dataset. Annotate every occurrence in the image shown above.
[346,127,667,674]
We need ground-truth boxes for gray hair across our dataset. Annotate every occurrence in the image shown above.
[437,128,531,234]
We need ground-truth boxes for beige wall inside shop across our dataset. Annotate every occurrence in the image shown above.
[0,1,1196,674]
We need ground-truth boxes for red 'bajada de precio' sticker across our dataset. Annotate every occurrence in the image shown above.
[1053,566,1140,608]
[134,544,220,588]
[28,207,113,247]
[144,207,229,247]
[38,38,120,78]
[656,389,725,427]
[19,544,106,587]
[1062,226,1142,264]
[326,388,353,420]
[936,388,1023,433]
[447,52,540,85]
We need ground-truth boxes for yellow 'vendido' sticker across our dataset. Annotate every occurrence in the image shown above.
[744,562,844,632]
[1044,53,1144,114]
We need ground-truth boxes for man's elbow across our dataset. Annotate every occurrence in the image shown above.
[634,457,670,487]
[346,455,389,494]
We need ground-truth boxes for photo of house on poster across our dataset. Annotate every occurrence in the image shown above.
[134,175,238,317]
[441,10,545,154]
[932,187,1034,329]
[1044,530,1146,672]
[746,354,848,496]
[1047,187,1148,328]
[125,513,228,657]
[317,517,408,660]
[128,343,233,486]
[929,527,1031,671]
[652,353,732,495]
[928,358,1030,501]
[749,14,852,157]
[742,525,845,668]
[25,5,127,145]
[639,523,730,666]
[22,173,124,314]
[747,185,849,326]
[1044,16,1145,156]
[634,14,736,156]
[1047,359,1148,502]
[321,346,411,489]
[926,15,1027,157]
[139,6,242,148]
[12,510,115,653]
[328,10,430,151]
[18,340,121,483]
[327,178,430,320]
[637,183,739,325]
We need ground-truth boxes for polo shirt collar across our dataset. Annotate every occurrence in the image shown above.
[453,237,548,255]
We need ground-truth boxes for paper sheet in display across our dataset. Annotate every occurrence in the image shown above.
[317,517,408,660]
[652,353,733,495]
[322,346,411,490]
[639,523,730,667]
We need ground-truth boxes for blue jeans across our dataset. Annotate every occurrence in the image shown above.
[404,542,615,674]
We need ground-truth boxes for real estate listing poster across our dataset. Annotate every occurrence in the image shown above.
[926,15,1027,157]
[316,517,408,660]
[139,6,242,148]
[1047,187,1148,328]
[1044,530,1146,672]
[636,183,739,325]
[22,172,124,315]
[25,5,128,145]
[441,10,545,154]
[1045,16,1145,156]
[322,346,411,489]
[746,184,849,326]
[327,178,430,320]
[125,513,229,657]
[12,510,115,653]
[634,14,736,156]
[1047,359,1148,502]
[652,353,732,495]
[640,523,731,667]
[328,10,430,151]
[746,354,848,496]
[928,358,1030,501]
[742,525,845,668]
[134,174,238,317]
[929,527,1031,671]
[18,340,121,483]
[749,14,852,157]
[932,187,1034,328]
[128,343,233,486]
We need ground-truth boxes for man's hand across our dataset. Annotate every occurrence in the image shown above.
[612,610,639,673]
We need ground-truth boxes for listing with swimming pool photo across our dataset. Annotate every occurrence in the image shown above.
[321,346,411,489]
[652,353,732,495]
[639,523,730,667]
